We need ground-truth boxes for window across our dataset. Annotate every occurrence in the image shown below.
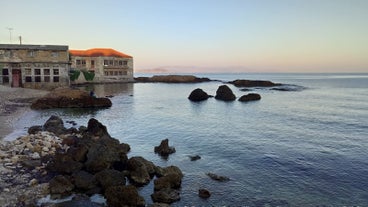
[104,60,108,66]
[91,60,95,68]
[114,60,118,66]
[53,69,59,82]
[34,69,41,82]
[25,68,32,75]
[119,61,123,66]
[123,61,128,65]
[28,50,36,57]
[44,69,50,82]
[51,51,59,57]
[2,69,9,83]
[114,71,118,76]
[76,60,81,65]
[44,69,50,75]
[109,60,113,65]
[81,60,86,66]
[109,71,114,76]
[122,71,127,75]
[105,71,108,76]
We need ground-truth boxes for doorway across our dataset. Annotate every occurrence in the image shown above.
[11,69,22,87]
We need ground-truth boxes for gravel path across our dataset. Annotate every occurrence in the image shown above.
[0,85,49,140]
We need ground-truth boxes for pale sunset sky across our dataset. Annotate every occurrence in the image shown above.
[1,0,367,73]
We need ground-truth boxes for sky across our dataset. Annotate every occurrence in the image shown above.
[1,0,367,73]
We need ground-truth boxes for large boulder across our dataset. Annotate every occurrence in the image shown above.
[105,185,145,207]
[127,156,156,185]
[49,175,75,198]
[188,88,210,102]
[229,79,281,87]
[95,169,126,192]
[31,88,112,109]
[72,170,98,192]
[46,153,83,174]
[238,93,261,102]
[43,115,67,135]
[151,188,181,204]
[215,85,236,101]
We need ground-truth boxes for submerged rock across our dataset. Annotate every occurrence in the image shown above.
[215,85,236,101]
[238,93,261,102]
[206,172,230,182]
[198,188,211,199]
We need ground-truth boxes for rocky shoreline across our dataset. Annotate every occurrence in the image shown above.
[0,115,186,206]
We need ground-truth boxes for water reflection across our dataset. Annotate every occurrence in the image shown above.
[77,83,134,97]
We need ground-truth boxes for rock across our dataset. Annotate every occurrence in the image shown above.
[135,75,211,83]
[49,175,75,198]
[188,155,201,161]
[105,185,145,207]
[156,166,183,178]
[29,178,38,186]
[198,188,211,199]
[95,169,126,191]
[46,153,83,174]
[151,188,181,204]
[28,125,43,134]
[72,170,97,191]
[154,173,182,191]
[206,173,230,182]
[86,118,111,139]
[154,139,176,157]
[84,140,127,173]
[43,115,66,135]
[238,93,261,102]
[127,156,156,185]
[188,88,209,102]
[215,85,236,101]
[229,79,281,87]
[31,88,112,109]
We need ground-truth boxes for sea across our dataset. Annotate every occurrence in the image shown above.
[6,73,368,207]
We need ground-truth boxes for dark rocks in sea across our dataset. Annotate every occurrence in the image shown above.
[238,93,261,102]
[206,172,230,182]
[24,116,184,205]
[134,75,211,83]
[198,188,211,199]
[215,85,236,101]
[154,139,176,157]
[188,155,201,161]
[31,88,112,109]
[105,185,146,207]
[229,79,281,88]
[188,88,210,102]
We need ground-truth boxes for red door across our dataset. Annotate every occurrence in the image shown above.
[12,69,21,87]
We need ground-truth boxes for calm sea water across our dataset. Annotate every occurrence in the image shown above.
[8,73,368,206]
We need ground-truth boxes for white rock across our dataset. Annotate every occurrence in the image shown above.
[31,152,41,159]
[42,147,49,152]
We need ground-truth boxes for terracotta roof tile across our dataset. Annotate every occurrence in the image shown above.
[69,48,132,58]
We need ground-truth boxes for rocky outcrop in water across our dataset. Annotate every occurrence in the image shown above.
[31,88,112,109]
[229,79,281,88]
[238,93,261,102]
[215,85,236,101]
[154,139,176,158]
[135,75,211,83]
[188,88,210,102]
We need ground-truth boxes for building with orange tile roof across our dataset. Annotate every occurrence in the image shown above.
[69,48,133,83]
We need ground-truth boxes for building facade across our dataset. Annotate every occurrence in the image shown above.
[69,48,134,84]
[0,44,70,89]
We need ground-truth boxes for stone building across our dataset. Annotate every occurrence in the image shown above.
[69,48,134,84]
[0,44,70,89]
